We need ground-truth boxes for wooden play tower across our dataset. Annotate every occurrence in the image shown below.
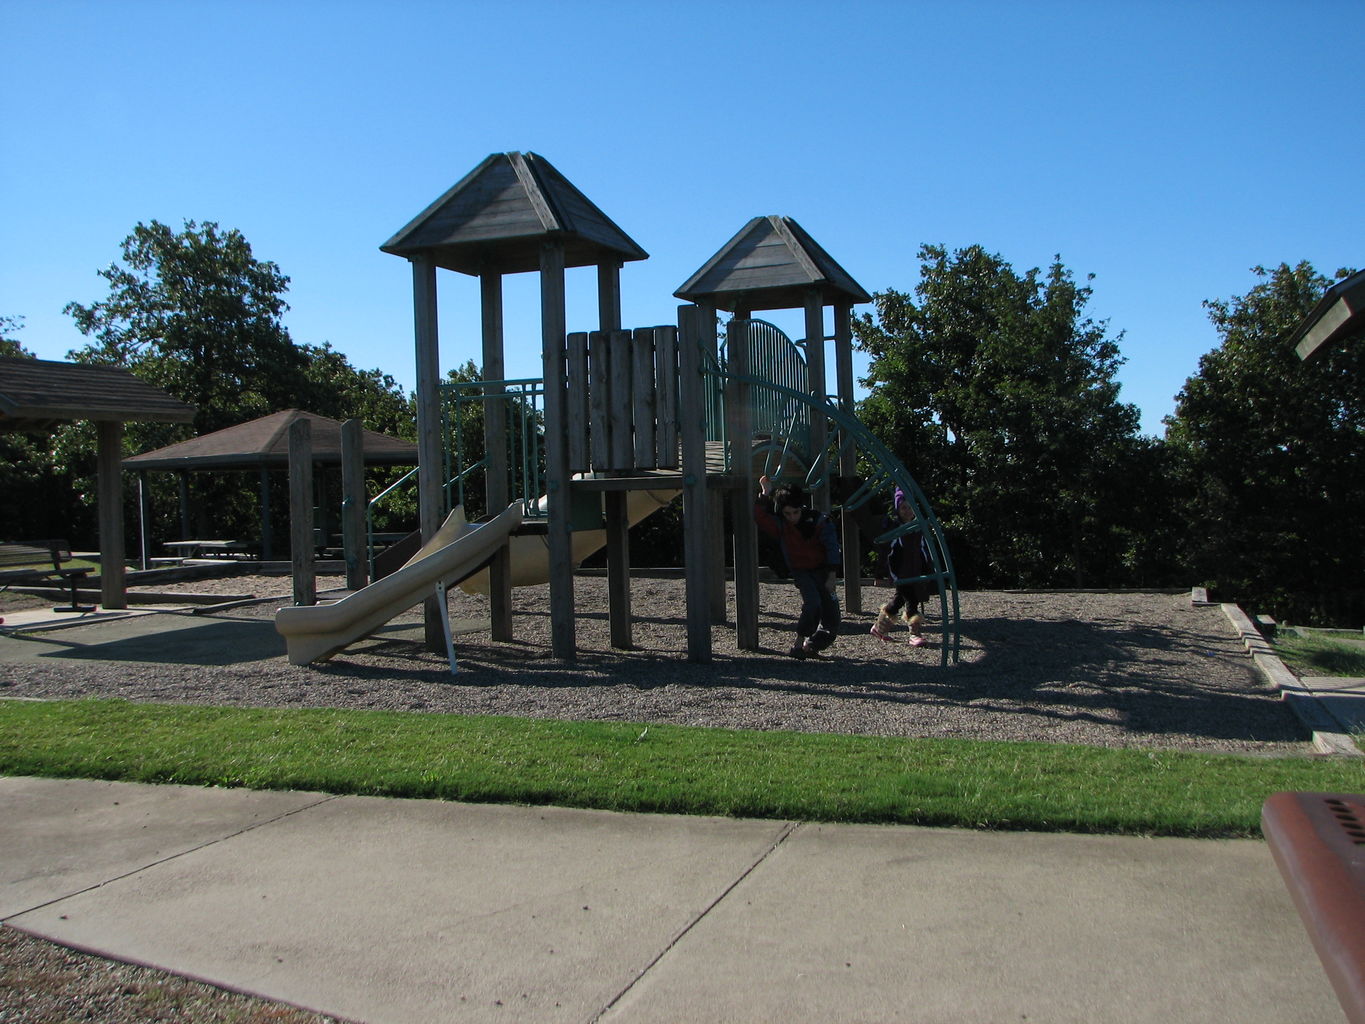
[382,151,959,664]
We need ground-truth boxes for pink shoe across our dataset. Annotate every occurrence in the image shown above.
[908,634,927,647]
[870,623,901,643]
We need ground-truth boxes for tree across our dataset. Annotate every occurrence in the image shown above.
[64,219,307,434]
[0,316,78,541]
[854,244,1157,588]
[1165,262,1365,624]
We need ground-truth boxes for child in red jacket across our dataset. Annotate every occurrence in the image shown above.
[754,475,841,659]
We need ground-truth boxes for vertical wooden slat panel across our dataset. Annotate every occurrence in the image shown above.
[654,325,679,468]
[608,328,633,471]
[567,331,590,474]
[588,330,610,471]
[632,327,657,469]
[678,305,711,662]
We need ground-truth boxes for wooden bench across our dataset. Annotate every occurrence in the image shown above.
[0,540,94,612]
[1262,791,1365,1023]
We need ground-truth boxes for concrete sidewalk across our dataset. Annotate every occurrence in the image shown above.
[0,776,1341,1023]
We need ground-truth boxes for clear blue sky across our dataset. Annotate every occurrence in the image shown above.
[3,0,1360,437]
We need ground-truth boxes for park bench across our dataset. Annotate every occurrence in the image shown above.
[1261,791,1365,1024]
[0,540,94,612]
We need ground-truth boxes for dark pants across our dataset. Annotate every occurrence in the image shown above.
[792,567,840,650]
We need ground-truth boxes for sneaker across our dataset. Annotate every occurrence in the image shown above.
[802,641,822,658]
[788,642,808,660]
[908,634,927,647]
[870,622,901,643]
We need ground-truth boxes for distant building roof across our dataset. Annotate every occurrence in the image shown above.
[1291,268,1365,361]
[675,215,871,312]
[381,151,648,275]
[0,357,195,432]
[123,409,417,470]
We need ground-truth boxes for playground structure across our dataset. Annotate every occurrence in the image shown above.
[285,151,959,665]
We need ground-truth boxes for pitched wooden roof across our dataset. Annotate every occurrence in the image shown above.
[123,409,417,470]
[1291,268,1365,362]
[674,216,871,312]
[0,357,195,432]
[380,152,648,275]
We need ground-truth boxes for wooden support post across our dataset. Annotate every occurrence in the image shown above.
[678,305,711,662]
[599,260,631,650]
[482,270,513,641]
[96,420,126,609]
[598,262,622,332]
[340,418,366,591]
[804,289,829,512]
[834,301,861,614]
[542,240,575,660]
[288,417,316,606]
[412,256,445,649]
[727,319,759,650]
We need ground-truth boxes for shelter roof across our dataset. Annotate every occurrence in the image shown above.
[123,409,417,471]
[674,215,871,312]
[1290,268,1365,362]
[0,357,195,433]
[380,151,648,275]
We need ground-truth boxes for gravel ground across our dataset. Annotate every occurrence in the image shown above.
[0,573,1314,1023]
[2,573,1309,754]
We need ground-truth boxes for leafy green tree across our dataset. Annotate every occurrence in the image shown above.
[64,220,307,432]
[0,316,78,541]
[1165,262,1364,623]
[854,244,1157,587]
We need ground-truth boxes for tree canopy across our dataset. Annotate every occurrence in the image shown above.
[1164,261,1364,622]
[64,220,308,434]
[853,244,1157,588]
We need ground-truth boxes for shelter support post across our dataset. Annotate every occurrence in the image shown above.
[136,471,151,572]
[288,418,316,606]
[259,468,273,561]
[96,420,126,609]
[178,472,191,539]
[413,256,446,650]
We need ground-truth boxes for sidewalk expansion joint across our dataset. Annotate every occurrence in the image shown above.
[1,790,341,922]
[591,819,801,1022]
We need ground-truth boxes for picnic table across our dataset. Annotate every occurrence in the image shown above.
[163,539,253,559]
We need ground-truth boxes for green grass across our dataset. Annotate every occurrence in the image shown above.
[1275,630,1365,677]
[3,699,1362,838]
